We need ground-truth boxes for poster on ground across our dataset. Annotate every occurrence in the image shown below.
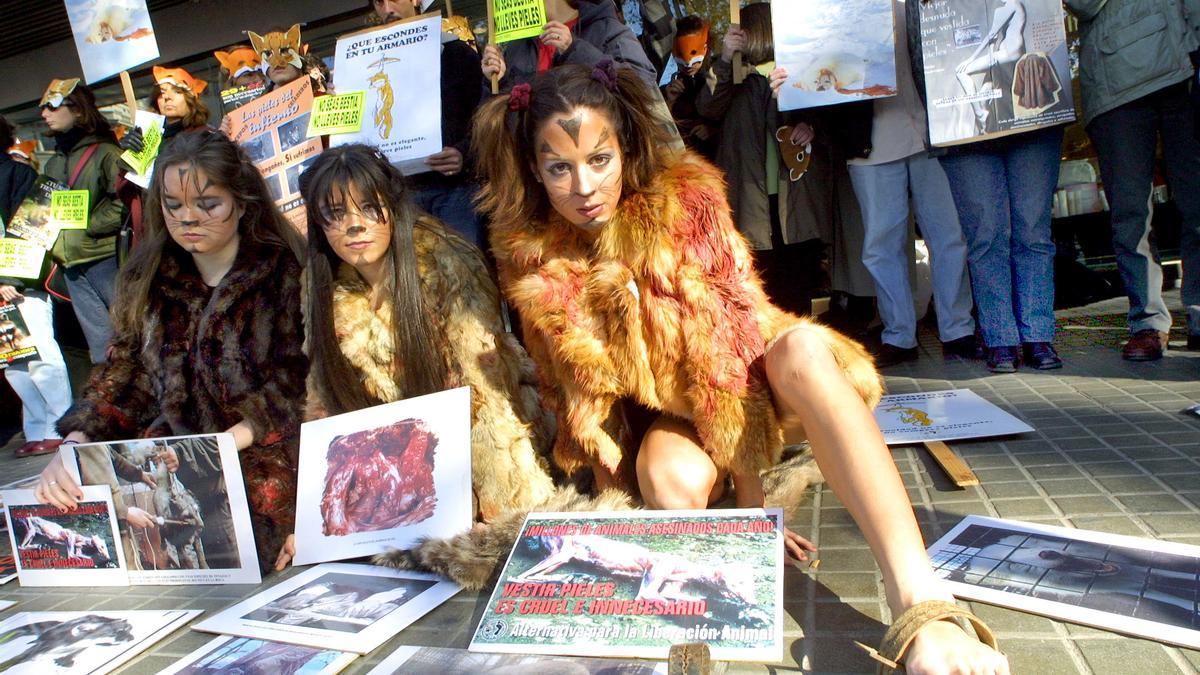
[6,176,67,250]
[369,645,670,674]
[0,609,199,675]
[225,76,322,235]
[2,487,128,587]
[0,303,40,368]
[469,509,784,662]
[873,389,1033,444]
[64,0,160,85]
[772,0,897,111]
[919,0,1075,146]
[331,14,442,175]
[293,387,472,567]
[192,563,461,654]
[929,515,1200,649]
[160,635,358,675]
[60,433,261,585]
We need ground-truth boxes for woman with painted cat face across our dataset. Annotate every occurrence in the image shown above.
[472,62,1009,675]
[35,131,308,572]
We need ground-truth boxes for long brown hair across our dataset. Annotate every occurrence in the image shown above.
[113,130,302,336]
[50,84,116,142]
[740,2,773,66]
[300,144,450,414]
[154,84,211,129]
[472,62,677,228]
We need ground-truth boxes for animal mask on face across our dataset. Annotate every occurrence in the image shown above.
[247,24,306,73]
[153,66,207,95]
[40,78,80,108]
[673,25,709,68]
[213,47,261,79]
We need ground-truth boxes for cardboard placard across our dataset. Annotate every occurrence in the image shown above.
[64,0,160,84]
[50,190,90,231]
[492,0,547,44]
[2,486,129,587]
[5,176,64,250]
[874,389,1034,444]
[0,240,45,279]
[220,81,267,113]
[307,91,367,137]
[120,110,166,182]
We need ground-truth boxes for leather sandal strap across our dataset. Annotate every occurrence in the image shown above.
[854,600,999,673]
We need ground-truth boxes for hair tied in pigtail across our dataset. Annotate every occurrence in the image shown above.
[508,83,532,112]
[591,59,619,92]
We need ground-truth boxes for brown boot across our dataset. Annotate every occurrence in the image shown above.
[1122,329,1168,361]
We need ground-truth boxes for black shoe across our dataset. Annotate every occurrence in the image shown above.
[942,335,979,359]
[986,346,1019,373]
[872,343,919,368]
[1023,342,1063,369]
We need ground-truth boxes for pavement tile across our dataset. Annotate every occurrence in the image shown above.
[1076,636,1185,674]
[998,638,1084,675]
[1114,493,1195,514]
[1053,496,1122,516]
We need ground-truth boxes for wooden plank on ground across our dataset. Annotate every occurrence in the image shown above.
[922,440,979,488]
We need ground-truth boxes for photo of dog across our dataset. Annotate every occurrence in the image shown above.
[9,503,119,570]
[0,610,200,675]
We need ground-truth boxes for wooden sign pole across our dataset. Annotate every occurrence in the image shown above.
[486,0,499,93]
[923,440,979,488]
[119,71,138,125]
[445,0,453,15]
[729,0,743,84]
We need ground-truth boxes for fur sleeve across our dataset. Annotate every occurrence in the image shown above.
[56,327,160,441]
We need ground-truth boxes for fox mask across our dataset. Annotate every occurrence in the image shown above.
[213,47,261,79]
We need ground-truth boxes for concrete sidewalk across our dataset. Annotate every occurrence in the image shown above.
[0,294,1197,674]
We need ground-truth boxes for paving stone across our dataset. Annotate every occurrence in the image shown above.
[992,498,1059,519]
[1053,496,1122,517]
[1076,636,1184,674]
[1114,493,1195,513]
[998,638,1084,675]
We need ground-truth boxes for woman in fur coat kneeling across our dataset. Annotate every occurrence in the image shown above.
[36,131,308,572]
[472,62,1008,674]
[270,145,557,569]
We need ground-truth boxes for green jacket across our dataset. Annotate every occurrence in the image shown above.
[1067,0,1200,126]
[42,133,124,267]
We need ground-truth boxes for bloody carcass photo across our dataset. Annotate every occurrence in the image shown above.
[320,418,439,536]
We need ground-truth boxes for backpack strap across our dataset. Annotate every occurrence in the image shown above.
[67,143,100,189]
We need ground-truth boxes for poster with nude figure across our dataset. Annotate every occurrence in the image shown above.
[331,13,442,175]
[59,433,261,585]
[772,0,897,111]
[919,0,1075,146]
[0,609,199,675]
[873,389,1033,444]
[2,487,128,587]
[929,516,1200,648]
[469,508,784,662]
[293,387,472,566]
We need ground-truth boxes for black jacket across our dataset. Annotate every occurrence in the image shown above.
[0,155,42,289]
[410,37,483,190]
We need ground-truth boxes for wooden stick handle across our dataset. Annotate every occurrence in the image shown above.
[445,0,453,16]
[487,0,499,93]
[119,71,137,125]
[729,0,744,85]
[922,441,979,488]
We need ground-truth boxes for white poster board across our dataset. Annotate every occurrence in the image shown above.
[160,635,358,675]
[0,609,199,675]
[2,486,128,587]
[369,645,670,674]
[929,515,1200,649]
[873,389,1033,444]
[64,0,160,84]
[772,0,897,111]
[331,13,442,175]
[192,563,461,654]
[293,387,472,567]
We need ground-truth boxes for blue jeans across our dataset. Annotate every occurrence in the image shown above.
[939,127,1063,348]
[4,290,72,441]
[63,255,117,364]
[849,153,975,348]
[411,182,486,251]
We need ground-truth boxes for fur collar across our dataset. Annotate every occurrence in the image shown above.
[330,263,401,403]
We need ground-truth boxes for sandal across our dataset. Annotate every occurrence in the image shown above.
[854,599,1000,673]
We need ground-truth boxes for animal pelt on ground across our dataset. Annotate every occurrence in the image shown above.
[375,446,823,590]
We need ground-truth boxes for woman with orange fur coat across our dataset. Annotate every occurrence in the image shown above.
[472,61,1009,674]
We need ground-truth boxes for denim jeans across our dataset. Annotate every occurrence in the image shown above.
[939,127,1063,348]
[411,182,486,251]
[4,290,72,440]
[849,152,975,348]
[1087,82,1200,336]
[63,255,117,364]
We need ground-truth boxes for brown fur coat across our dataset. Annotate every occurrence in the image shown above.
[306,219,557,521]
[58,240,308,569]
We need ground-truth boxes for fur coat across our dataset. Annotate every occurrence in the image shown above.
[489,151,882,483]
[58,239,308,568]
[307,218,557,522]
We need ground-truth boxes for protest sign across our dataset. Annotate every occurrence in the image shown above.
[470,509,784,662]
[293,387,472,566]
[308,91,367,137]
[929,515,1200,649]
[220,81,267,114]
[64,0,160,84]
[120,110,166,187]
[2,487,129,587]
[332,14,442,175]
[226,76,322,234]
[0,240,45,280]
[49,190,90,230]
[0,302,39,367]
[772,0,897,111]
[7,177,67,250]
[0,610,200,674]
[919,0,1075,146]
[874,389,1033,444]
[493,0,547,44]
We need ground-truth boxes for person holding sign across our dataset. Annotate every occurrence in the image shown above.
[271,144,556,570]
[0,115,72,459]
[34,131,308,572]
[38,78,126,365]
[471,62,1009,674]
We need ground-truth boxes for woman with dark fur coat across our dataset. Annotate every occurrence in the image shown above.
[35,131,308,571]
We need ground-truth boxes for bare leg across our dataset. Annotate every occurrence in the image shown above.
[635,415,725,510]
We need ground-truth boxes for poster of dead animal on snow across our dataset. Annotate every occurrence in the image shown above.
[64,0,159,84]
[772,0,897,111]
[873,389,1033,444]
[470,508,784,662]
[292,387,472,566]
[331,13,442,175]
